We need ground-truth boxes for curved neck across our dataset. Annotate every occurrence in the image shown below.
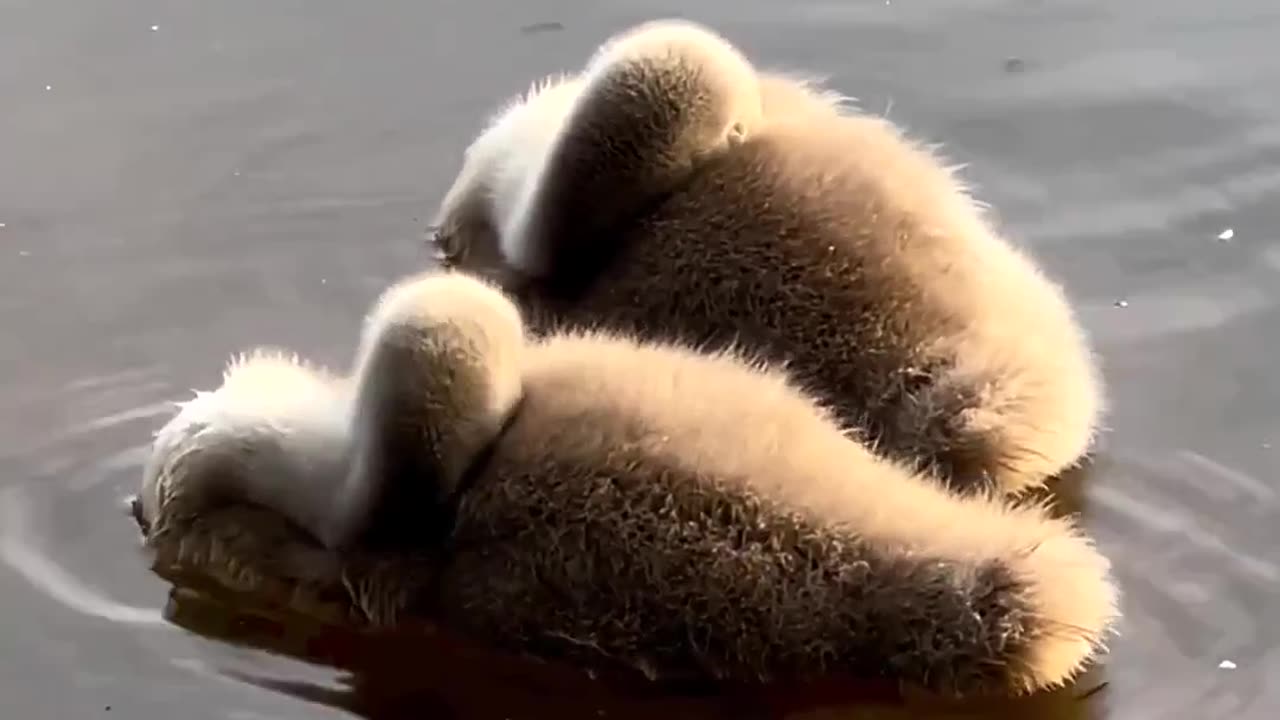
[324,324,516,552]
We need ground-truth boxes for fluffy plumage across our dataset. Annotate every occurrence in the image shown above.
[135,270,1118,697]
[429,19,1104,496]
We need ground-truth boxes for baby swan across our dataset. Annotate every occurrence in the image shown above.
[135,271,1117,697]
[429,18,1104,497]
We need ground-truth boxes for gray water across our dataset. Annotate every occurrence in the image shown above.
[2,1,1279,718]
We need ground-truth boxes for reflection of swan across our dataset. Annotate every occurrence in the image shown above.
[0,484,164,625]
[135,269,1117,697]
[428,18,1104,497]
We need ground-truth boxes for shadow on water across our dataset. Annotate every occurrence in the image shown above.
[3,0,1280,718]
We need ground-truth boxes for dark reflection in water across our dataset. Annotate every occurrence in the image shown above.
[2,0,1279,718]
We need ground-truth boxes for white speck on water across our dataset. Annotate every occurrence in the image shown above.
[1217,227,1234,241]
[0,222,6,228]
[320,278,327,284]
[18,251,30,257]
[1263,442,1272,449]
[44,84,52,91]
[233,171,241,177]
[1114,299,1129,308]
[1218,659,1237,670]
[150,25,160,32]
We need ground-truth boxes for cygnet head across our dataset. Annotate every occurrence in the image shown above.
[134,350,352,548]
[427,74,585,278]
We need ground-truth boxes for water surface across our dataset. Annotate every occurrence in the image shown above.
[2,1,1279,718]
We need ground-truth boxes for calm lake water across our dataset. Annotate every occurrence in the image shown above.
[3,1,1279,718]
